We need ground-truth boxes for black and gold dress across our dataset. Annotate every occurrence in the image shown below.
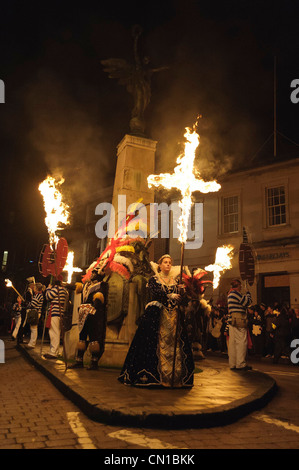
[118,275,194,387]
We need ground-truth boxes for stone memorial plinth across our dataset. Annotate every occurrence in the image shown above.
[102,134,157,367]
[111,134,156,232]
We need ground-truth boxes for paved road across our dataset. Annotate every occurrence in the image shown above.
[1,340,299,450]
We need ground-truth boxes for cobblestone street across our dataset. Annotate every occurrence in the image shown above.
[1,340,299,451]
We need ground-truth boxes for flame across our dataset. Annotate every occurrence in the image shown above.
[38,176,70,246]
[148,124,221,243]
[63,251,82,283]
[205,245,234,289]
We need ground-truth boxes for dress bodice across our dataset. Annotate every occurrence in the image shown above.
[148,275,179,310]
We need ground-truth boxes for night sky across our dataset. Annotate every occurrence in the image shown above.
[1,0,299,275]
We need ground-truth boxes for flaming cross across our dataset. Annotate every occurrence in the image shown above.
[148,123,221,278]
[63,251,82,284]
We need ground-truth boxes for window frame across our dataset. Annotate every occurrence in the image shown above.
[219,193,241,237]
[263,180,289,229]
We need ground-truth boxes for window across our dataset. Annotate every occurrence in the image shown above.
[266,186,286,227]
[1,251,8,272]
[223,196,239,234]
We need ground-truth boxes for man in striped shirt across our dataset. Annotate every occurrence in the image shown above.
[44,281,68,359]
[26,283,45,349]
[227,278,252,371]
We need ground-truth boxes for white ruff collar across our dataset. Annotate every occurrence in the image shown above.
[150,261,182,283]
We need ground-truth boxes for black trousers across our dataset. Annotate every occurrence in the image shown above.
[79,313,106,359]
[17,308,27,344]
[273,336,288,363]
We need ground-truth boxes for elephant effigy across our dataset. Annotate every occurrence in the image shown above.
[83,236,153,326]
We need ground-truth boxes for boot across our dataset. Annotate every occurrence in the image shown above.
[87,341,100,370]
[68,340,86,369]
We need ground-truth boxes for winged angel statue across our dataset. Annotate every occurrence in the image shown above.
[101,25,168,136]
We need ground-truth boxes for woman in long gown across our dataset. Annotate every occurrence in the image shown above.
[118,255,194,388]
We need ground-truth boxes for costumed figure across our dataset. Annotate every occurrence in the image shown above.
[118,254,194,388]
[11,296,22,340]
[227,278,252,371]
[25,283,45,349]
[71,267,108,370]
[17,280,34,345]
[43,280,69,359]
[182,268,212,358]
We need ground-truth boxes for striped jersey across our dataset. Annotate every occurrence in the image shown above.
[227,289,252,315]
[29,292,44,314]
[45,286,68,317]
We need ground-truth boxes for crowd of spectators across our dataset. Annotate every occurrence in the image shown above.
[3,281,299,366]
[185,298,299,364]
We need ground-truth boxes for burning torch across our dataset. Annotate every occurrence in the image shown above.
[38,176,70,280]
[5,279,25,302]
[205,245,234,290]
[38,176,70,368]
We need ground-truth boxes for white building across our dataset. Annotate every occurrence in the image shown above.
[167,156,299,307]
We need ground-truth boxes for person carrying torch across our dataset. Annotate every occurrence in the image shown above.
[43,279,69,360]
[5,278,33,344]
[146,121,221,387]
[10,296,22,341]
[38,176,71,367]
[25,283,45,349]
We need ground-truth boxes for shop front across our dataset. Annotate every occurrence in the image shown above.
[255,245,299,308]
